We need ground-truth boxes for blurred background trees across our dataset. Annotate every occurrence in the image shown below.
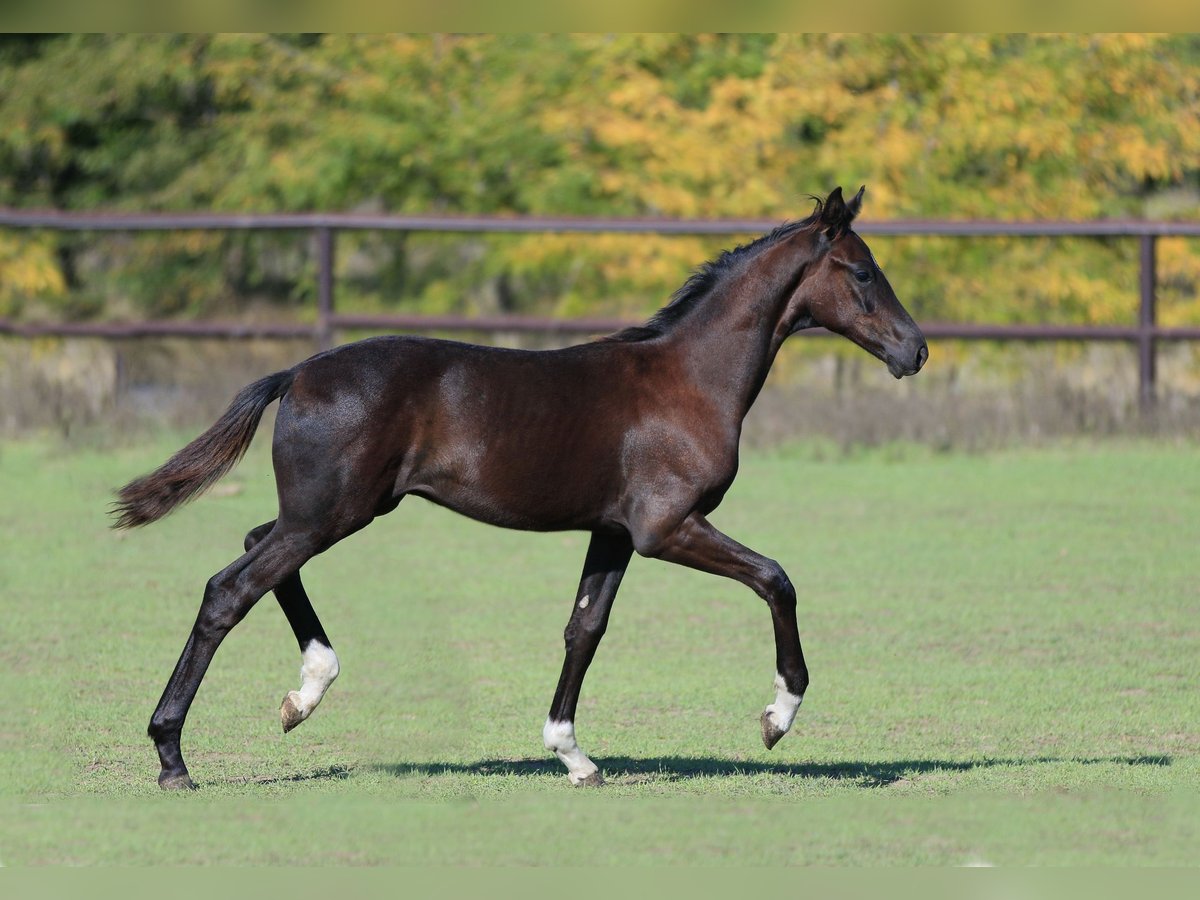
[1,33,1198,328]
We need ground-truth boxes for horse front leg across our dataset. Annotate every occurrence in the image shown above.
[544,530,634,786]
[645,511,808,750]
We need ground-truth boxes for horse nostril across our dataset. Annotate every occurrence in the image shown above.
[915,344,928,371]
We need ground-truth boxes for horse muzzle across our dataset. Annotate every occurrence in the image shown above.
[886,340,928,379]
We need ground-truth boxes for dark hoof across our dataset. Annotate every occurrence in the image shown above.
[281,693,304,733]
[158,771,196,791]
[574,771,605,787]
[760,711,786,750]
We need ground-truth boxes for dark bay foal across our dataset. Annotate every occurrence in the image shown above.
[114,187,927,789]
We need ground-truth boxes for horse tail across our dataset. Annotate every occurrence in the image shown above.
[111,370,295,529]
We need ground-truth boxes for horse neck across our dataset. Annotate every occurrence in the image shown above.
[661,239,813,421]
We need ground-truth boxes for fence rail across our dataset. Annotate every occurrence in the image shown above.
[3,209,1200,408]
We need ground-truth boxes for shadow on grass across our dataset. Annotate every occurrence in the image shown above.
[219,764,353,786]
[370,754,1171,787]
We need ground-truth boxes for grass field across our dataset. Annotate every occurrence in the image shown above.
[1,434,1197,865]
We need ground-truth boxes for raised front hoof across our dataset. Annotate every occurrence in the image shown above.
[280,692,306,733]
[760,711,786,750]
[570,771,605,787]
[158,771,196,791]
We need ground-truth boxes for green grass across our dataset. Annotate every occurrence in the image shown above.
[1,435,1197,865]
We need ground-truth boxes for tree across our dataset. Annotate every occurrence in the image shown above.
[0,34,1197,328]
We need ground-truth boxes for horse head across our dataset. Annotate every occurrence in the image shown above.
[792,186,928,379]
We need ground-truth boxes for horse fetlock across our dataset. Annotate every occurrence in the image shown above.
[543,718,602,785]
[299,640,339,690]
[281,641,339,732]
[563,756,602,785]
[760,671,804,749]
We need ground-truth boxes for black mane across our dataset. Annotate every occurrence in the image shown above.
[604,200,824,343]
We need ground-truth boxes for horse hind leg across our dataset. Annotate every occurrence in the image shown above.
[149,522,324,789]
[244,521,339,733]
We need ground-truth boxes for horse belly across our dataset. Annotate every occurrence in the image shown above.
[410,422,618,532]
[380,345,631,531]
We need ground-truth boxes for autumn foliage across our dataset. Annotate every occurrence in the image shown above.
[1,34,1198,327]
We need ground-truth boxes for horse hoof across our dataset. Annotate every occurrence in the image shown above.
[158,772,196,791]
[573,771,605,787]
[760,711,786,750]
[280,692,305,733]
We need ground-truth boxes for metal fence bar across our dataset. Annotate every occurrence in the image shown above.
[1139,235,1158,407]
[7,315,1200,343]
[3,208,1200,237]
[328,313,631,335]
[316,226,335,352]
[0,318,318,339]
[2,209,1198,412]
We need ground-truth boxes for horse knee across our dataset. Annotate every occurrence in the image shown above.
[757,560,795,609]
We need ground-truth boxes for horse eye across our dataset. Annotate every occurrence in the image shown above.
[853,268,873,283]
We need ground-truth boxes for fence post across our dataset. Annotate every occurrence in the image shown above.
[316,226,336,351]
[1138,234,1156,410]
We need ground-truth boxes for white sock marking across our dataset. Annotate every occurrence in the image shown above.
[287,640,340,721]
[764,672,803,734]
[543,718,599,784]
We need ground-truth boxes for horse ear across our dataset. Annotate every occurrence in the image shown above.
[820,186,850,238]
[821,186,845,223]
[846,185,866,220]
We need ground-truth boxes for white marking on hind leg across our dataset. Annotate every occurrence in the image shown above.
[281,640,339,730]
[543,718,600,785]
[764,672,803,734]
